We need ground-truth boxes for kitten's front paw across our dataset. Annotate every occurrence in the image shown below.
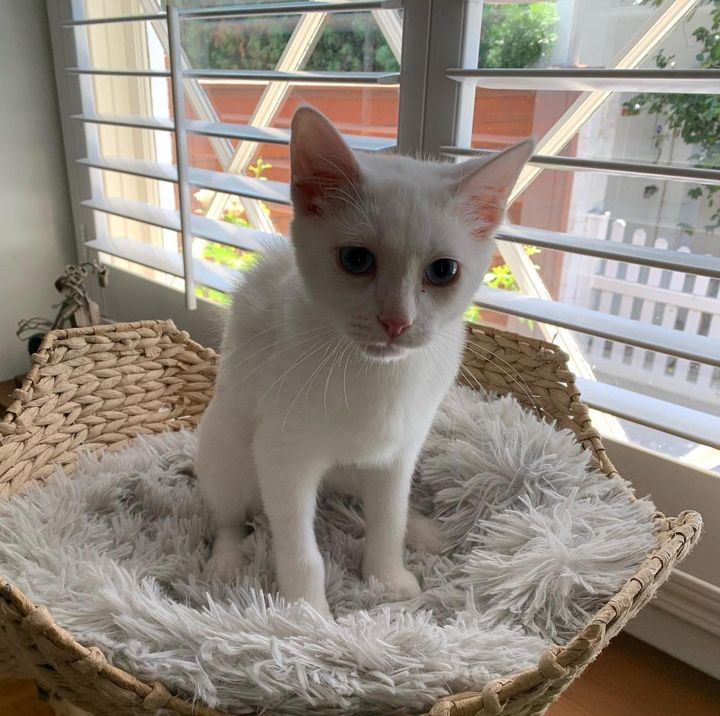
[373,568,422,602]
[301,594,331,618]
[281,584,331,617]
[206,545,244,580]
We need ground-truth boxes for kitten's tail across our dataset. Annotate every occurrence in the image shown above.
[407,510,442,554]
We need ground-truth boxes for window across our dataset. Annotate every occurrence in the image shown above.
[652,304,666,326]
[698,312,713,337]
[51,0,720,470]
[673,307,688,332]
[665,357,677,377]
[712,368,720,391]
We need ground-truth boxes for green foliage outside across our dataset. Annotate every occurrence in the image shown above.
[464,246,541,328]
[623,0,720,233]
[179,3,557,72]
[193,159,267,305]
[181,15,399,73]
[478,3,558,69]
[483,245,541,292]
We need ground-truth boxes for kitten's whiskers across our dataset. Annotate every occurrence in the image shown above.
[258,334,335,406]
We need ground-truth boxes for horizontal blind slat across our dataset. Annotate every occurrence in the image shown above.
[82,197,277,251]
[79,156,178,183]
[442,148,720,186]
[83,197,180,231]
[61,12,167,26]
[72,114,395,151]
[67,67,171,78]
[474,287,720,366]
[446,68,720,93]
[177,0,403,20]
[576,378,720,450]
[181,69,400,84]
[86,237,235,293]
[186,119,396,152]
[495,224,720,279]
[72,113,175,131]
[78,157,292,205]
[190,167,291,205]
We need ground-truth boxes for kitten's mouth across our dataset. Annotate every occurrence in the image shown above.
[359,342,409,361]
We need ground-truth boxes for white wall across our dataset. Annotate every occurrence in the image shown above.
[0,1,76,380]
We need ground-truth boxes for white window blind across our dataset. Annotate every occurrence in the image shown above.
[50,0,720,466]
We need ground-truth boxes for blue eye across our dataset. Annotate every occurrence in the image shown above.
[339,246,375,275]
[424,258,459,286]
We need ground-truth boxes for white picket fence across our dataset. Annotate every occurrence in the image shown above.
[561,211,720,410]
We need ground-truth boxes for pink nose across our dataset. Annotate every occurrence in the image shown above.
[378,315,411,339]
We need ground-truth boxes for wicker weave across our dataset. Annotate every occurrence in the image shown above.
[0,320,701,716]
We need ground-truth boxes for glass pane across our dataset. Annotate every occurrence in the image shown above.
[479,176,720,421]
[76,3,400,299]
[73,0,160,22]
[181,12,400,72]
[181,8,400,264]
[471,0,717,71]
[459,1,720,462]
[79,20,170,72]
[613,416,719,472]
[72,0,312,22]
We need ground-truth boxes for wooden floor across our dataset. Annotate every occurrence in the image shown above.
[0,379,15,412]
[0,677,54,716]
[1,634,718,715]
[547,634,719,715]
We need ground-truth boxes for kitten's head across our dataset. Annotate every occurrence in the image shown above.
[289,106,533,362]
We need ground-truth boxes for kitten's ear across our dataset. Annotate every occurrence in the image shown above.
[290,106,361,217]
[450,139,535,239]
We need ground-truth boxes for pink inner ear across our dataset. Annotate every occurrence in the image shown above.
[460,189,504,240]
[451,139,534,240]
[290,108,361,217]
[292,160,358,216]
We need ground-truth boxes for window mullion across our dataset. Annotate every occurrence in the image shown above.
[167,4,197,310]
[397,0,466,155]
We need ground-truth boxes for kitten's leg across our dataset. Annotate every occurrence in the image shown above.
[361,452,422,601]
[196,401,260,578]
[254,428,330,615]
[325,465,443,556]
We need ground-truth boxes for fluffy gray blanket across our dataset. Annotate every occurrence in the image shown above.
[0,387,657,714]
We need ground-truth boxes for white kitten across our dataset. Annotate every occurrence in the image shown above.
[196,107,533,615]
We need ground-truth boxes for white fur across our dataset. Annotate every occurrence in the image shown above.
[196,108,534,613]
[0,387,658,714]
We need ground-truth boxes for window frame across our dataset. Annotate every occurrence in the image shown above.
[47,3,719,663]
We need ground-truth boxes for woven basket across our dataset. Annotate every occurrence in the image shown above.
[0,320,701,716]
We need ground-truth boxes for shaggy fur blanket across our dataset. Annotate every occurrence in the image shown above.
[0,387,657,714]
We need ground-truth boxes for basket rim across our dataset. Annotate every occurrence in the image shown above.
[0,319,217,438]
[425,509,702,715]
[0,512,702,716]
[0,320,704,715]
[464,323,618,480]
